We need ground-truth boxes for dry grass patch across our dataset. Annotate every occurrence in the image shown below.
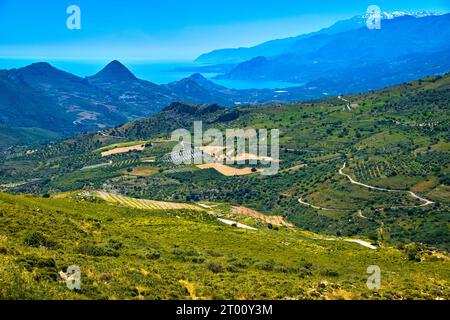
[101,144,145,157]
[197,163,258,176]
[412,177,436,192]
[122,165,159,177]
[231,206,294,228]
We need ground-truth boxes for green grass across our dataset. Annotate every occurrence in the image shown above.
[0,193,448,300]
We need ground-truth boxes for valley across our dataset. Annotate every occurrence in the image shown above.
[1,72,448,252]
[0,63,448,301]
[0,1,448,304]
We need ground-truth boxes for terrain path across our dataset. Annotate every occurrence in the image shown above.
[298,198,346,211]
[339,163,434,207]
[338,95,352,111]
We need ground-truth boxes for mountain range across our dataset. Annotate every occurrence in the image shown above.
[0,59,365,148]
[1,12,450,149]
[212,14,450,84]
[195,11,444,65]
[0,61,276,146]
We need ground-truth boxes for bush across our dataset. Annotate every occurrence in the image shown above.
[107,239,123,250]
[23,232,57,249]
[17,256,59,282]
[79,244,119,257]
[321,269,339,277]
[255,259,275,271]
[205,261,225,273]
[145,248,161,260]
[17,256,57,271]
[404,243,421,262]
[171,248,204,263]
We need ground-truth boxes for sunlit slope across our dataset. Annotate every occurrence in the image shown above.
[0,193,448,300]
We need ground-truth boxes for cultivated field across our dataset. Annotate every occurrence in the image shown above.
[101,144,145,157]
[121,165,159,176]
[96,191,202,211]
[197,163,257,176]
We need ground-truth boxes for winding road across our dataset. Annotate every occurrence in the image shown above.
[296,162,437,250]
[339,163,434,207]
[298,198,346,211]
[338,96,352,111]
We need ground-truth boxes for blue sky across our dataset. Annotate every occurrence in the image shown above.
[0,0,448,60]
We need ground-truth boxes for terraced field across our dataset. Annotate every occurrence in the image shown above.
[95,191,202,211]
[101,144,146,157]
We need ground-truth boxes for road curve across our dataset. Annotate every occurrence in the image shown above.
[339,163,434,207]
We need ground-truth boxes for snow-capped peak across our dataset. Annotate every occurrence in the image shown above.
[361,10,443,20]
[384,10,443,19]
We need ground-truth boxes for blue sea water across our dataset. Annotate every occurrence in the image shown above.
[0,58,300,90]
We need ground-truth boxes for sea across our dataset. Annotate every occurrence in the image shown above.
[0,58,300,90]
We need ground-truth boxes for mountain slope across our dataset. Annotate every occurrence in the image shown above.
[219,14,450,86]
[1,62,127,133]
[0,192,448,299]
[195,11,441,64]
[0,72,74,133]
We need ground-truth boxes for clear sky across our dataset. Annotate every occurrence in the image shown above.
[0,0,448,60]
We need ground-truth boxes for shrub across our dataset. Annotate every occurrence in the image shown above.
[255,259,275,271]
[404,243,421,262]
[79,244,119,257]
[107,239,123,250]
[17,256,59,282]
[17,256,57,271]
[171,248,204,263]
[145,248,161,260]
[205,261,225,273]
[23,232,57,249]
[321,269,339,277]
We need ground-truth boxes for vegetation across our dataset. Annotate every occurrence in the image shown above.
[0,193,448,300]
[0,74,448,299]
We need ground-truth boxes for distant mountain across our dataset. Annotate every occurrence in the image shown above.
[195,11,442,64]
[165,74,228,106]
[88,60,137,83]
[1,62,129,133]
[0,61,305,148]
[1,26,449,151]
[87,61,180,118]
[0,72,71,133]
[217,14,450,87]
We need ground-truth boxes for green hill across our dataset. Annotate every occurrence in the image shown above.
[0,192,448,300]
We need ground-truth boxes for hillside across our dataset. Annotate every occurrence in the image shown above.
[0,192,448,299]
[1,73,448,253]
